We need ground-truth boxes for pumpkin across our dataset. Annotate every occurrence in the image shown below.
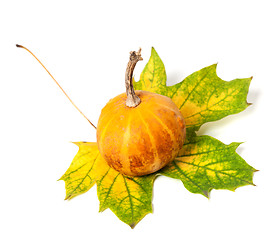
[97,49,186,176]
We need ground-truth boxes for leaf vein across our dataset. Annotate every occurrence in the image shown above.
[179,71,210,110]
[181,161,253,185]
[67,153,100,196]
[123,176,134,223]
[101,172,120,209]
[172,161,206,194]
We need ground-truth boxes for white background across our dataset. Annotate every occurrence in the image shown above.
[0,0,276,239]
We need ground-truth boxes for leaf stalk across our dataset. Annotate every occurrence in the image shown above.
[16,44,97,130]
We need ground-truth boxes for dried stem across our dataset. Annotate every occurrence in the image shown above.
[125,48,143,107]
[16,44,97,130]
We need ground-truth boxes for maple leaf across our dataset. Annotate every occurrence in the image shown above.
[60,47,255,228]
[59,142,100,200]
[160,135,256,197]
[60,142,155,228]
[134,47,252,137]
[96,161,155,228]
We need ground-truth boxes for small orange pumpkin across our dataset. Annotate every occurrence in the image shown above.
[97,49,186,176]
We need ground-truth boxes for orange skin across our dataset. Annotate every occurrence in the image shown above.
[97,90,186,176]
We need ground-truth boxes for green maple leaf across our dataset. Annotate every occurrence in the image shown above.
[160,135,255,197]
[135,47,252,135]
[60,47,256,228]
[96,165,155,228]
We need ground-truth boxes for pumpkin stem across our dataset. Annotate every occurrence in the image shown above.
[125,48,143,107]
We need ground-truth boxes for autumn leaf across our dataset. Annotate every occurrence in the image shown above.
[134,47,252,134]
[134,47,167,95]
[159,135,256,197]
[59,142,101,200]
[60,143,155,228]
[135,47,255,196]
[60,47,255,228]
[96,164,155,228]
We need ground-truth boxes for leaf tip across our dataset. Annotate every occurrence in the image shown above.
[213,62,219,68]
[58,174,66,181]
[204,193,209,199]
[64,193,74,200]
[209,63,219,75]
[231,141,244,150]
[129,222,136,229]
[203,190,211,199]
[151,46,158,55]
[98,205,107,213]
[72,141,81,146]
